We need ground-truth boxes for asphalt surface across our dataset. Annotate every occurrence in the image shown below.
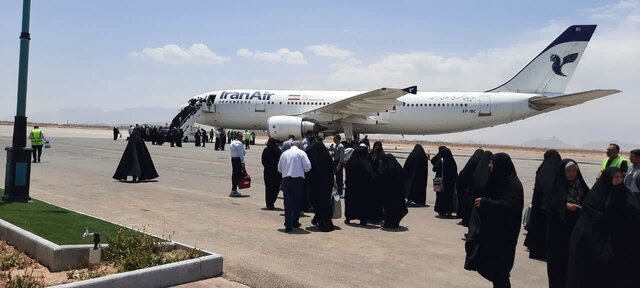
[0,126,604,288]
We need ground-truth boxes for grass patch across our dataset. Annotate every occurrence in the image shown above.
[0,189,121,245]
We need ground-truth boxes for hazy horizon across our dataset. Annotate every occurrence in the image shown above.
[1,1,639,147]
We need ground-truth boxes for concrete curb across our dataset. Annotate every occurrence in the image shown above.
[52,254,223,288]
[0,219,106,271]
[0,200,224,286]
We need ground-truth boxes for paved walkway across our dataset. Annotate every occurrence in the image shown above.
[0,126,603,287]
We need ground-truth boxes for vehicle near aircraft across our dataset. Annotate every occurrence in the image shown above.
[172,25,620,141]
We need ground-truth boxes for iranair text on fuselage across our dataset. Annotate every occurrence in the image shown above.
[219,91,274,101]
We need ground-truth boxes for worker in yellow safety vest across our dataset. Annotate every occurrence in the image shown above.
[29,125,47,163]
[243,130,251,150]
[598,143,629,179]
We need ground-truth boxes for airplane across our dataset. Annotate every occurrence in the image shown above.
[172,25,620,141]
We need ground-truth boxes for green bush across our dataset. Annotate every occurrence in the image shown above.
[103,226,204,272]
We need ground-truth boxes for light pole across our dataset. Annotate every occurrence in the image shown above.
[4,0,33,202]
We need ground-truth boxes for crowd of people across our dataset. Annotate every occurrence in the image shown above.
[114,124,260,151]
[115,124,186,147]
[248,133,425,233]
[107,123,640,287]
[519,144,640,288]
[251,135,640,287]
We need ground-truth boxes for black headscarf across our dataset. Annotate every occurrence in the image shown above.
[537,150,563,211]
[458,149,485,190]
[548,159,589,220]
[404,144,429,205]
[471,151,493,198]
[432,147,457,178]
[369,141,385,176]
[431,145,447,166]
[262,138,282,173]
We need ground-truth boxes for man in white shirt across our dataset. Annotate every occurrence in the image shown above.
[331,135,346,197]
[278,141,312,232]
[229,132,246,197]
[625,149,640,193]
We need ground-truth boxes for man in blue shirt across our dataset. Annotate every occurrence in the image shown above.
[625,149,640,193]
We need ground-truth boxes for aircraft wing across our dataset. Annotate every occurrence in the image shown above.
[529,89,621,110]
[298,86,417,119]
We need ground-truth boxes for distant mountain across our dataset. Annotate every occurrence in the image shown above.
[520,137,574,149]
[16,107,177,126]
[581,140,640,151]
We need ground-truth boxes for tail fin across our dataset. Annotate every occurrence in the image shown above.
[487,25,597,95]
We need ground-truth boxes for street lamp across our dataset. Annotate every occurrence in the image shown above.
[4,0,33,202]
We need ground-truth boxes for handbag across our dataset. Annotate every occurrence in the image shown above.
[433,177,443,192]
[332,190,342,219]
[44,139,51,149]
[433,157,444,192]
[523,204,532,227]
[239,172,251,189]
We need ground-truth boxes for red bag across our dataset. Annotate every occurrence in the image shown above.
[239,172,251,189]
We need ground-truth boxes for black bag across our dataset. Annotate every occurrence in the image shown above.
[464,206,482,271]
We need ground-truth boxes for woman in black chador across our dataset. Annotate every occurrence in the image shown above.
[545,159,588,288]
[468,153,523,288]
[524,150,562,260]
[456,149,484,226]
[194,130,201,147]
[404,144,429,207]
[345,146,376,225]
[113,127,159,182]
[261,138,282,210]
[432,147,458,217]
[566,168,640,288]
[307,139,336,232]
[381,154,408,228]
[366,141,386,222]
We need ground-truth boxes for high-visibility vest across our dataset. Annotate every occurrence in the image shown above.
[31,129,44,146]
[243,132,251,141]
[601,155,628,171]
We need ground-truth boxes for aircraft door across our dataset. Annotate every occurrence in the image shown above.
[479,96,491,116]
[206,94,216,113]
[255,102,266,112]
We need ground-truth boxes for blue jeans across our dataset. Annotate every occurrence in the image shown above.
[282,177,305,229]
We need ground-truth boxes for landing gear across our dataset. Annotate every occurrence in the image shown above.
[341,121,354,141]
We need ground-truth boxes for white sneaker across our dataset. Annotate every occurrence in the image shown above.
[229,191,243,197]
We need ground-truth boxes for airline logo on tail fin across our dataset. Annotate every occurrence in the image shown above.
[550,53,579,77]
[487,25,597,94]
[402,86,418,94]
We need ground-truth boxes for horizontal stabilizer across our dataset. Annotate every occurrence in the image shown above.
[528,89,621,110]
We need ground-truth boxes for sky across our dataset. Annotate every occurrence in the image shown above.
[1,0,639,147]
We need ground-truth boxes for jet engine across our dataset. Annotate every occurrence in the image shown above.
[267,116,324,140]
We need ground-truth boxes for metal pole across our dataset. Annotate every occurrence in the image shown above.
[4,0,33,202]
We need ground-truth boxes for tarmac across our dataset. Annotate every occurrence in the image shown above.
[0,125,605,288]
